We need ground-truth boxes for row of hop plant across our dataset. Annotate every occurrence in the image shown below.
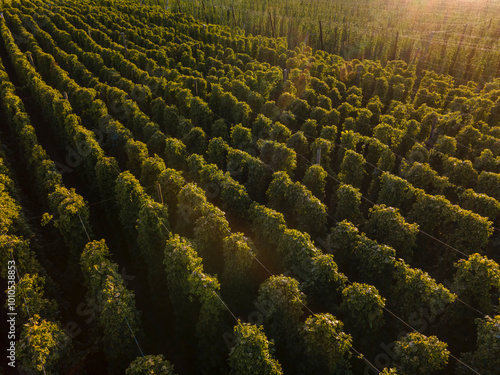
[7,0,500,374]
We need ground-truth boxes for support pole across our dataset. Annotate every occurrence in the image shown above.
[231,5,236,27]
[268,11,275,38]
[201,1,209,24]
[319,20,324,51]
[121,32,128,56]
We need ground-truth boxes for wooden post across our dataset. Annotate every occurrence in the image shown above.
[319,20,324,51]
[417,31,435,76]
[157,183,164,204]
[449,24,467,74]
[201,1,209,24]
[26,52,34,66]
[316,148,321,165]
[356,65,362,86]
[283,68,288,82]
[231,5,236,27]
[121,32,128,56]
[268,11,275,38]
[390,31,399,61]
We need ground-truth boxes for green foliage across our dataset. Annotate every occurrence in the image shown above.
[270,122,292,143]
[474,149,500,173]
[207,137,230,170]
[407,143,429,165]
[13,274,58,322]
[252,113,273,139]
[455,125,481,158]
[334,184,363,225]
[301,119,319,138]
[231,123,253,150]
[126,355,177,375]
[302,164,327,200]
[98,277,142,361]
[310,137,334,173]
[228,323,283,375]
[80,239,142,361]
[277,228,318,270]
[339,150,366,188]
[256,275,305,343]
[393,261,456,322]
[302,313,352,374]
[95,157,120,204]
[328,220,361,256]
[177,183,208,227]
[378,172,417,210]
[459,315,500,375]
[0,235,39,278]
[453,253,500,314]
[380,368,399,375]
[211,118,229,141]
[459,189,500,222]
[157,168,185,213]
[0,184,22,235]
[442,157,478,189]
[163,235,225,370]
[249,203,287,246]
[193,203,231,264]
[353,238,396,290]
[340,283,385,336]
[259,140,297,175]
[17,315,71,374]
[434,135,456,156]
[125,138,149,177]
[222,233,255,299]
[115,171,148,231]
[183,126,207,155]
[140,155,166,193]
[190,96,212,132]
[477,171,500,200]
[48,186,91,255]
[364,204,418,261]
[287,131,309,156]
[137,201,170,288]
[394,332,449,375]
[400,161,450,194]
[164,138,188,171]
[374,123,400,148]
[266,171,327,237]
[444,206,493,255]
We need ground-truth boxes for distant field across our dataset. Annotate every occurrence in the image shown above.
[170,0,500,85]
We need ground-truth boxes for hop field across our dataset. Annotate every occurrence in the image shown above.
[0,0,499,374]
